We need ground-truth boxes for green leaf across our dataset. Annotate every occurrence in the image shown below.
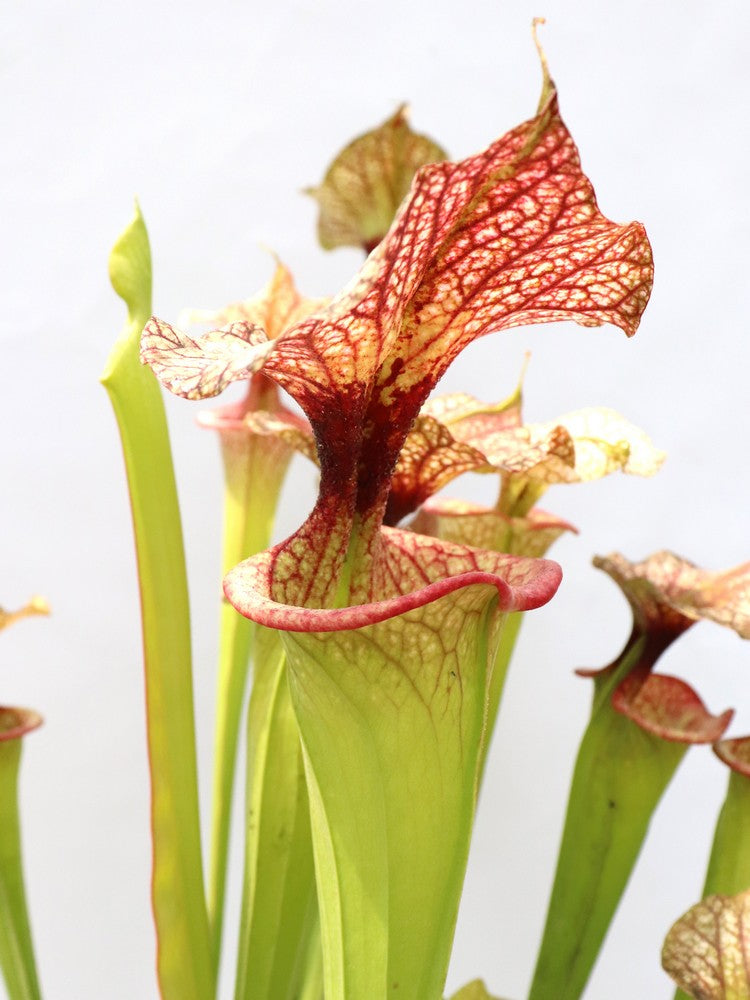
[706,742,750,897]
[206,401,299,969]
[233,628,317,1000]
[0,711,43,1000]
[705,770,750,898]
[528,639,686,1000]
[102,204,214,1000]
[283,589,501,1000]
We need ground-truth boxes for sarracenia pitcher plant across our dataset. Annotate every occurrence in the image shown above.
[2,21,721,1000]
[136,36,653,1000]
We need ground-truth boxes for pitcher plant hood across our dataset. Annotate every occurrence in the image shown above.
[582,551,750,743]
[142,59,653,622]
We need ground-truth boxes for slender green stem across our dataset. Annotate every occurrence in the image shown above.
[703,770,750,897]
[497,475,546,519]
[0,738,41,1000]
[233,628,317,1000]
[209,601,253,968]
[529,637,686,1000]
[102,204,214,1000]
[208,412,292,968]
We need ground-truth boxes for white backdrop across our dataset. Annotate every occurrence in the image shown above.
[3,1,750,997]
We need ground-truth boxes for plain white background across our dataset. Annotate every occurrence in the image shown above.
[3,1,750,997]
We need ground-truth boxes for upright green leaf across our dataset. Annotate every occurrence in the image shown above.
[528,640,686,1000]
[0,709,42,1000]
[206,402,297,968]
[234,629,316,1000]
[284,589,499,1000]
[706,740,750,897]
[101,204,214,1000]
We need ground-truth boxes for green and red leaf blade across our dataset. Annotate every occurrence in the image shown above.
[102,204,214,1000]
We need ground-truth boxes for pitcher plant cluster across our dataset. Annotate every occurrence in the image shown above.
[4,27,750,1000]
